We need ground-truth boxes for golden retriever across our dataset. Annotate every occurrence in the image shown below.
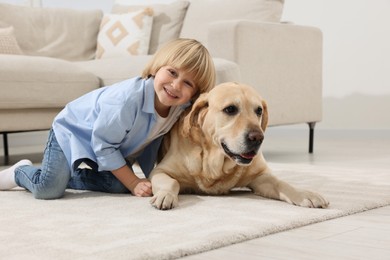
[150,82,329,210]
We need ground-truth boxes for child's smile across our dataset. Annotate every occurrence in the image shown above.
[163,85,179,99]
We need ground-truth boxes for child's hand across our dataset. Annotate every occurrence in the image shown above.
[131,179,152,197]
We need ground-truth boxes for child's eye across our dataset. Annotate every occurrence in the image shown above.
[184,81,194,88]
[168,69,177,77]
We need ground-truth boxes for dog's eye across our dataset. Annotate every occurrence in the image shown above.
[223,105,239,115]
[255,106,263,117]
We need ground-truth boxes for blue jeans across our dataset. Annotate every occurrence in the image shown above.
[15,129,128,199]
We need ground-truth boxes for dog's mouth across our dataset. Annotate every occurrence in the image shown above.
[221,142,257,165]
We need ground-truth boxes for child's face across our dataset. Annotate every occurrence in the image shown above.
[154,66,198,111]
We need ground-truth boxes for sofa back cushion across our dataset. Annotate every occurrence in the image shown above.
[180,0,284,46]
[0,3,103,61]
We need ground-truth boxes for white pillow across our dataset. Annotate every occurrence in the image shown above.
[112,1,190,54]
[0,26,23,55]
[95,8,153,59]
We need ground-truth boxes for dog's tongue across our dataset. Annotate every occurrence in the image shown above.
[240,151,256,159]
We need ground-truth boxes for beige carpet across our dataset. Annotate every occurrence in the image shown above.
[1,163,389,260]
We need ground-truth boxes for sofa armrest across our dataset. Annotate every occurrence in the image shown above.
[208,21,322,126]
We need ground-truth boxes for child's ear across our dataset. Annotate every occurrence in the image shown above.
[181,93,209,141]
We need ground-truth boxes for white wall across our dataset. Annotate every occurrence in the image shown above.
[283,0,390,98]
[283,0,390,129]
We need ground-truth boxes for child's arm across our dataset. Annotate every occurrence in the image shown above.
[111,165,152,197]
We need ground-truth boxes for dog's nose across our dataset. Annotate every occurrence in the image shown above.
[246,130,264,149]
[247,130,263,142]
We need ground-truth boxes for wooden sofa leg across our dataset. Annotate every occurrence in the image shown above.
[308,122,316,154]
[2,133,9,158]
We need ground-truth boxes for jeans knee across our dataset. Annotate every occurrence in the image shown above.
[32,174,70,200]
[33,185,66,200]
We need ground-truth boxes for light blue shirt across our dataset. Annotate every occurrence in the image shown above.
[52,77,188,177]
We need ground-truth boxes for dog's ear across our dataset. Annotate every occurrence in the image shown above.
[181,93,209,139]
[261,100,268,132]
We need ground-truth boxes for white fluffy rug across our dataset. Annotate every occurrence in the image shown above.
[1,163,389,260]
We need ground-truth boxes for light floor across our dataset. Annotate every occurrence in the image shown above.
[183,128,390,260]
[1,128,390,259]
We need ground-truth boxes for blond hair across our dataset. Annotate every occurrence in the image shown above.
[142,38,216,101]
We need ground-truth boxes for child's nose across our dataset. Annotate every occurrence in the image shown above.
[171,80,181,90]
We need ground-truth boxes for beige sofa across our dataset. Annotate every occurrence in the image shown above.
[0,0,322,157]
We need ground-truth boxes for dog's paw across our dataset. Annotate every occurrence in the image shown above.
[280,190,329,208]
[299,190,329,208]
[150,190,178,210]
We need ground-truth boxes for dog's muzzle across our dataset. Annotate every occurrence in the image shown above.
[221,143,256,165]
[221,130,263,165]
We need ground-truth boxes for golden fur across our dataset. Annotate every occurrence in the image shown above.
[150,82,329,210]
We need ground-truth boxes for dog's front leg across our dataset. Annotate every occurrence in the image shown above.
[248,172,329,208]
[149,171,180,210]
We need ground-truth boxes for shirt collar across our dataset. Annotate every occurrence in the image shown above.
[142,77,156,114]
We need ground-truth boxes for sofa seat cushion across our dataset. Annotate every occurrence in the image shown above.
[0,55,100,109]
[75,56,151,86]
[75,57,241,87]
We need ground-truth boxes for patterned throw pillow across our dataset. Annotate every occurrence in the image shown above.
[0,26,23,55]
[112,1,190,54]
[95,8,153,59]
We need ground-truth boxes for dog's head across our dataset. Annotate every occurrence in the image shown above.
[182,82,268,166]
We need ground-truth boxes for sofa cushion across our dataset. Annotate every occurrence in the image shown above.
[0,55,99,109]
[213,58,242,85]
[96,9,154,59]
[112,1,190,54]
[0,3,103,61]
[75,56,152,86]
[0,26,23,55]
[180,0,284,45]
[75,56,241,88]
